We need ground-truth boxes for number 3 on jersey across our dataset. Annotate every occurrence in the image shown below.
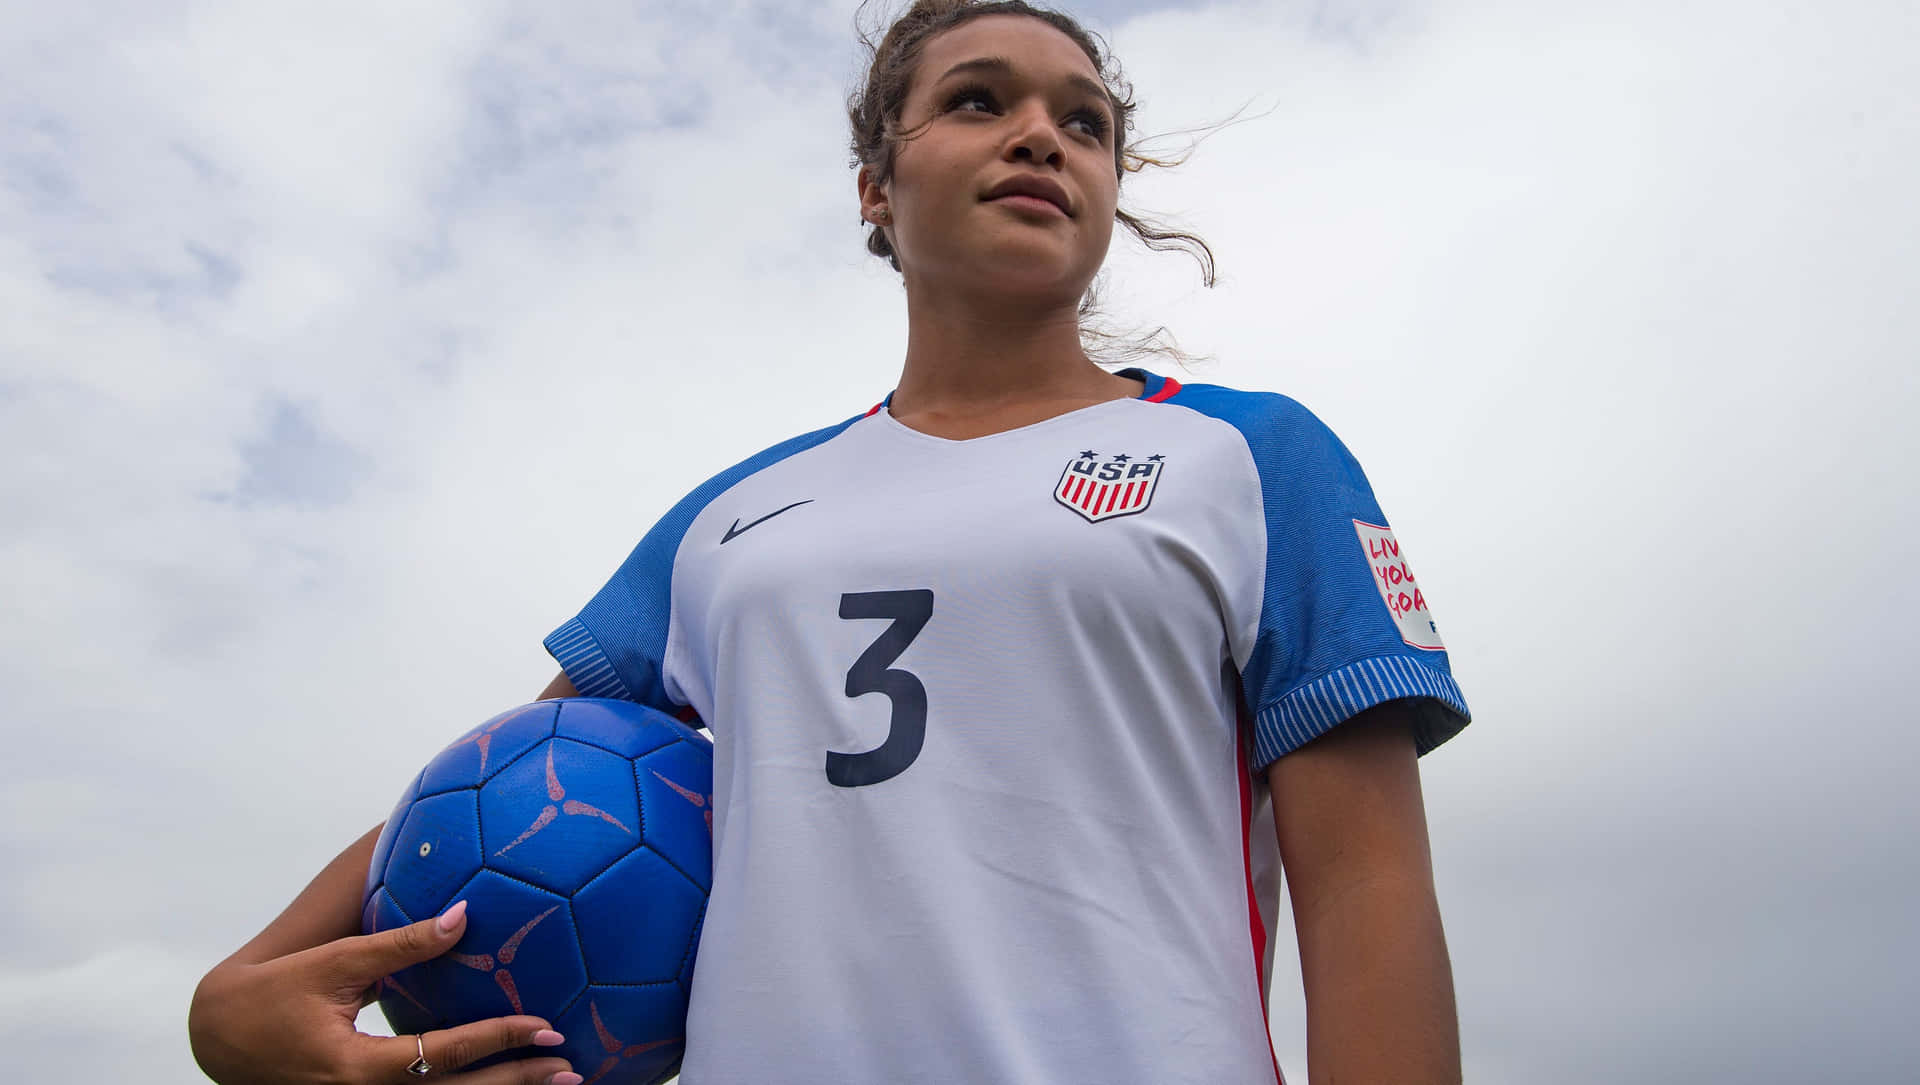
[827,590,933,788]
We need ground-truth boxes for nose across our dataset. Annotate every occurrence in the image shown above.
[1004,101,1064,168]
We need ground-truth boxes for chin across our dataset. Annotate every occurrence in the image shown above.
[966,242,1100,305]
[902,233,1101,309]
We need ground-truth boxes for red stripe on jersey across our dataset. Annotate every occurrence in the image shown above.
[1146,376,1183,403]
[864,401,885,417]
[1119,481,1139,508]
[1101,485,1121,514]
[1070,477,1086,503]
[1238,708,1285,1084]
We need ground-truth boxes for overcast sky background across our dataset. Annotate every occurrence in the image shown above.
[3,0,1916,1081]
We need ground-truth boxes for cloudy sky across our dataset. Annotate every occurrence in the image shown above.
[3,0,1916,1081]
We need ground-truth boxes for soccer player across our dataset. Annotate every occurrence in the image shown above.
[189,3,1469,1082]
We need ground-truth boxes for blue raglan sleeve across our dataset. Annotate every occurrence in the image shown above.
[1181,386,1471,769]
[543,494,701,713]
[543,415,868,712]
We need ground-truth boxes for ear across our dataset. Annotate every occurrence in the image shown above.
[856,165,890,227]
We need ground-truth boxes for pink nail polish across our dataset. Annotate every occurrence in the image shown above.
[436,899,467,934]
[549,1073,584,1085]
[533,1029,565,1046]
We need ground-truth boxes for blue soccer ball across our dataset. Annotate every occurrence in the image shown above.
[363,698,712,1085]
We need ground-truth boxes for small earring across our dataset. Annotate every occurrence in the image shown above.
[872,208,890,223]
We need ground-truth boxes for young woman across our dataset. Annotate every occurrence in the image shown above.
[189,2,1469,1082]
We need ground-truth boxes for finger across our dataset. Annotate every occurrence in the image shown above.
[396,1016,567,1077]
[333,900,469,984]
[444,1057,579,1085]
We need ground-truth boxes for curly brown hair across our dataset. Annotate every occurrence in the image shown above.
[848,0,1216,289]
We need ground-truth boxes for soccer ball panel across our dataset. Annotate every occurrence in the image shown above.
[678,905,704,992]
[365,769,423,905]
[571,848,706,985]
[634,740,713,892]
[363,888,439,1034]
[425,870,586,1023]
[383,790,483,922]
[552,986,686,1085]
[479,739,643,894]
[553,697,689,759]
[420,701,559,795]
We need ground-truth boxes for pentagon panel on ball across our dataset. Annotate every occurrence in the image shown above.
[363,698,713,1085]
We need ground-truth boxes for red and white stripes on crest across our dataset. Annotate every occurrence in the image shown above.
[1054,458,1164,523]
[1060,476,1147,516]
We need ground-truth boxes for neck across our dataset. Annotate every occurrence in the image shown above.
[891,277,1127,419]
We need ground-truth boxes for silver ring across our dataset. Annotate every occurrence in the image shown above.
[405,1033,432,1077]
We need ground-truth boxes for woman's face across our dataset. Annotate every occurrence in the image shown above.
[867,15,1121,308]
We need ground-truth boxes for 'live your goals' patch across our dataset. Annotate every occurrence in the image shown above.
[1353,520,1444,651]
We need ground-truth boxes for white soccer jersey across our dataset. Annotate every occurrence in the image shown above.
[546,369,1470,1084]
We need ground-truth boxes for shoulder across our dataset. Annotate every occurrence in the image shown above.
[604,409,870,567]
[1158,376,1325,434]
[658,410,871,521]
[1139,372,1362,484]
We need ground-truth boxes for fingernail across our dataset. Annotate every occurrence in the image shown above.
[549,1074,583,1085]
[533,1029,565,1046]
[436,899,467,934]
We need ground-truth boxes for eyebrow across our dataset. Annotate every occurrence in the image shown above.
[932,56,1116,118]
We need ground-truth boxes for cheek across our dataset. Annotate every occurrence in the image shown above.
[1082,213,1118,262]
[887,146,953,217]
[1082,158,1121,215]
[1084,180,1121,245]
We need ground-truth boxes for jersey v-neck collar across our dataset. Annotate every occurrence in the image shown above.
[864,368,1183,445]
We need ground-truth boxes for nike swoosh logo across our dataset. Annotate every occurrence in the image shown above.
[721,499,813,544]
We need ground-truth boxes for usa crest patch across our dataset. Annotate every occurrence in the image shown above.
[1055,450,1164,523]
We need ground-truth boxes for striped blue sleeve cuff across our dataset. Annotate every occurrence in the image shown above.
[1253,655,1470,768]
[543,616,634,701]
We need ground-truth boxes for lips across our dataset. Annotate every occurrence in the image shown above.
[983,175,1072,217]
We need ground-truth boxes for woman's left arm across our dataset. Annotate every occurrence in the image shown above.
[1267,700,1462,1085]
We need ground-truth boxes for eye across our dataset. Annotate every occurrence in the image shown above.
[1066,107,1111,142]
[944,84,999,115]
